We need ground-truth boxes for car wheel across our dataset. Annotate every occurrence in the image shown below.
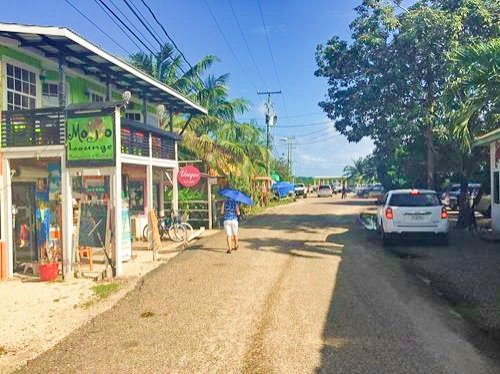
[380,225,392,246]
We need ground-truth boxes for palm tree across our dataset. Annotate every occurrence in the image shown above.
[130,43,216,97]
[130,44,268,197]
[446,38,500,151]
[343,158,369,186]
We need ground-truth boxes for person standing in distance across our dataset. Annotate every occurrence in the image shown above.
[221,198,240,254]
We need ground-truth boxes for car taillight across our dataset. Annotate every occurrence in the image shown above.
[441,207,448,219]
[385,207,394,220]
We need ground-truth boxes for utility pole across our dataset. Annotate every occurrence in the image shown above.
[280,136,295,179]
[258,90,281,176]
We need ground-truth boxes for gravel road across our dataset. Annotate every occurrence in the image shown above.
[18,197,500,373]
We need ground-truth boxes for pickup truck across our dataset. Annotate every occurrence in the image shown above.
[294,183,307,198]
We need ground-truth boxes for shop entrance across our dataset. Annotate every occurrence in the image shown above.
[12,182,38,272]
[9,158,63,275]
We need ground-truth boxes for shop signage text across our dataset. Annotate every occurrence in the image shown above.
[178,165,201,187]
[67,115,115,166]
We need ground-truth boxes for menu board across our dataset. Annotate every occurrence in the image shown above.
[78,202,108,248]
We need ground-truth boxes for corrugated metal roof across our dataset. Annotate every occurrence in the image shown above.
[0,22,207,116]
[474,128,500,147]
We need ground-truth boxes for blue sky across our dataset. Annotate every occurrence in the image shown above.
[1,0,413,177]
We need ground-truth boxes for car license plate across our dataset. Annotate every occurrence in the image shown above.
[411,215,424,221]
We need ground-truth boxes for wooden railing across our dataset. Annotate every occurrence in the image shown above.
[1,107,65,148]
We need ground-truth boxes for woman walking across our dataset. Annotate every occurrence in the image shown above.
[221,198,240,254]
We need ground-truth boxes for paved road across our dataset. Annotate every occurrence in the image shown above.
[19,197,500,373]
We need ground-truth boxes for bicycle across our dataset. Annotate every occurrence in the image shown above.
[142,211,187,242]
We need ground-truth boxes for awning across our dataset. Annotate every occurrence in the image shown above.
[0,22,207,116]
[474,128,500,147]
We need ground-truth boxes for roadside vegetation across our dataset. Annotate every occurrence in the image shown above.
[315,0,499,191]
[130,46,290,203]
[82,283,122,308]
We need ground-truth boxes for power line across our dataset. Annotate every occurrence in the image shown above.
[227,0,266,88]
[64,0,132,55]
[93,0,145,53]
[139,0,194,71]
[295,133,343,146]
[204,0,259,92]
[281,126,334,138]
[107,0,157,52]
[256,0,289,117]
[95,0,157,55]
[121,0,164,49]
[255,119,334,129]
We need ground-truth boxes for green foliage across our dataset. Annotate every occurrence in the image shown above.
[271,157,292,182]
[130,43,275,206]
[165,188,207,202]
[444,38,500,151]
[343,157,378,186]
[315,0,499,189]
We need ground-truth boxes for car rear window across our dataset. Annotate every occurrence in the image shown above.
[319,185,330,190]
[389,193,441,207]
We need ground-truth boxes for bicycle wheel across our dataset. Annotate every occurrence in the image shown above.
[168,223,186,242]
[142,224,149,241]
[181,222,194,241]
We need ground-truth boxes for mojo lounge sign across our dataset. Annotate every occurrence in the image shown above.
[67,114,115,166]
[178,165,201,187]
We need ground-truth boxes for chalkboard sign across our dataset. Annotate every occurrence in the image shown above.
[78,202,108,248]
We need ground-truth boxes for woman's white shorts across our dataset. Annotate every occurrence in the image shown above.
[224,219,239,236]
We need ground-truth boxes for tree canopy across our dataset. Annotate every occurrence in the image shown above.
[315,0,499,190]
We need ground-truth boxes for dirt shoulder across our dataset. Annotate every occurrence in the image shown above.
[384,227,500,343]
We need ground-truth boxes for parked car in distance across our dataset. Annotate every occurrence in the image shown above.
[368,184,385,201]
[294,183,307,198]
[441,183,482,210]
[333,185,343,194]
[376,189,449,245]
[355,186,370,197]
[477,194,491,217]
[317,184,333,197]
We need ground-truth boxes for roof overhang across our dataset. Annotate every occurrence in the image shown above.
[474,128,500,147]
[0,23,207,116]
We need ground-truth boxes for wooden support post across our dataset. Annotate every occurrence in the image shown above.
[208,181,213,230]
[61,152,73,278]
[1,158,13,277]
[142,90,147,125]
[113,108,123,277]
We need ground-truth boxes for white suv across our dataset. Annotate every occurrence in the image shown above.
[376,189,449,245]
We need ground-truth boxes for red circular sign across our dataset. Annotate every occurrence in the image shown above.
[178,165,201,187]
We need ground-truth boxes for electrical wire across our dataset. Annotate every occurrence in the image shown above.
[93,0,146,53]
[295,133,343,146]
[121,0,164,49]
[139,0,195,71]
[95,0,157,55]
[64,0,133,55]
[227,0,266,88]
[256,0,289,117]
[204,0,259,93]
[255,119,334,129]
[279,126,334,138]
[107,0,157,52]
